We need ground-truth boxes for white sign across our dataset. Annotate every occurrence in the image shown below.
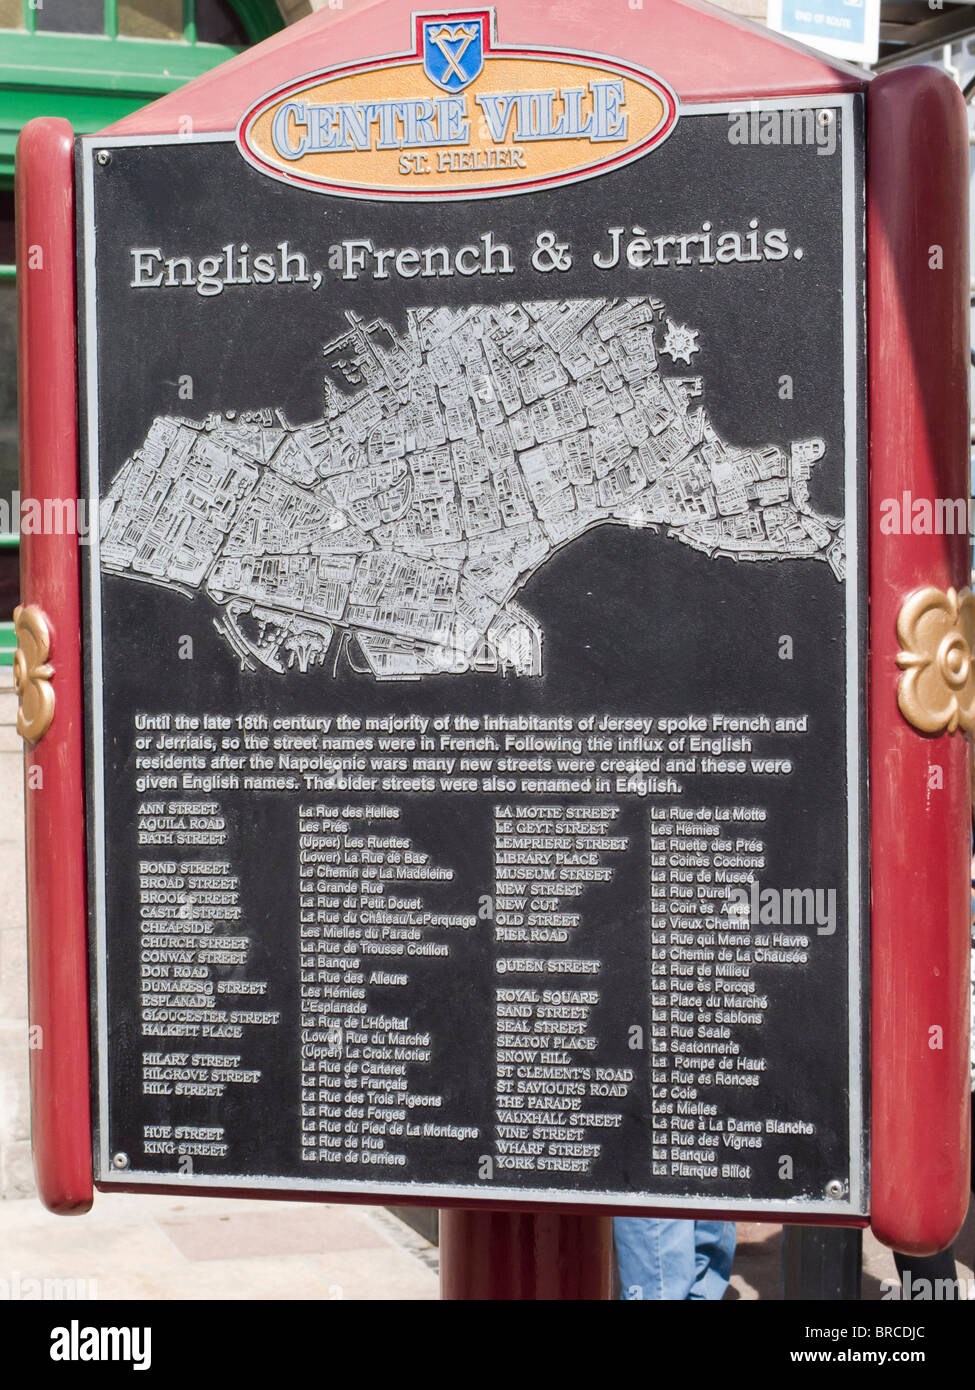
[768,0,880,66]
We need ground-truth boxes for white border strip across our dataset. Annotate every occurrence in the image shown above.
[81,144,110,1186]
[841,94,866,1216]
[93,1169,858,1212]
[81,96,866,1216]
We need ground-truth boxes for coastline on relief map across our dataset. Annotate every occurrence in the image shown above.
[99,296,844,681]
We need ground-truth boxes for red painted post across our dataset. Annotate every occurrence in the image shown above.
[867,66,972,1256]
[16,118,93,1214]
[440,1209,613,1300]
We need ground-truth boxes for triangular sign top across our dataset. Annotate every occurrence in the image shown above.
[105,0,866,137]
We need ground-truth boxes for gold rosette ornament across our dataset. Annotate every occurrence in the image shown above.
[896,586,975,735]
[13,604,55,743]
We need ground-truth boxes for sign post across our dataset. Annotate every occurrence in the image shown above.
[15,0,970,1298]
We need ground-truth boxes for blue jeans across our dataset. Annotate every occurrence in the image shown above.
[614,1218,737,1300]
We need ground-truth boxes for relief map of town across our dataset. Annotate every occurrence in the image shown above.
[80,101,868,1214]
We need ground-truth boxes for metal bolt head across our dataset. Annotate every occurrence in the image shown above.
[826,1178,844,1199]
[96,150,111,166]
[112,1151,129,1170]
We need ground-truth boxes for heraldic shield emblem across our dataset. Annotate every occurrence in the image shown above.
[422,15,485,92]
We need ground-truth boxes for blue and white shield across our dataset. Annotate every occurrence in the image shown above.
[422,17,484,93]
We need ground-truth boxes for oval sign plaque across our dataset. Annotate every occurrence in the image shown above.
[237,8,679,201]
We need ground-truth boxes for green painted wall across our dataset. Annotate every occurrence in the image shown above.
[0,1,284,186]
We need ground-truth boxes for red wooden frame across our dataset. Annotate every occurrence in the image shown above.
[15,0,972,1288]
[867,66,972,1257]
[16,117,93,1215]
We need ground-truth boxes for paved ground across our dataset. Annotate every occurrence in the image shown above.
[0,666,31,1200]
[0,1193,439,1300]
[1,1192,971,1300]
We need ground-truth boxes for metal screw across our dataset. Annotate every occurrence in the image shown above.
[96,150,111,166]
[112,1152,129,1170]
[826,1178,844,1199]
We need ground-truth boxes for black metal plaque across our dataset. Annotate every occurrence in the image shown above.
[80,96,867,1216]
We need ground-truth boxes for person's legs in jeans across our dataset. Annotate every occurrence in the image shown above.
[689,1220,737,1300]
[615,1217,736,1300]
[615,1217,694,1299]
